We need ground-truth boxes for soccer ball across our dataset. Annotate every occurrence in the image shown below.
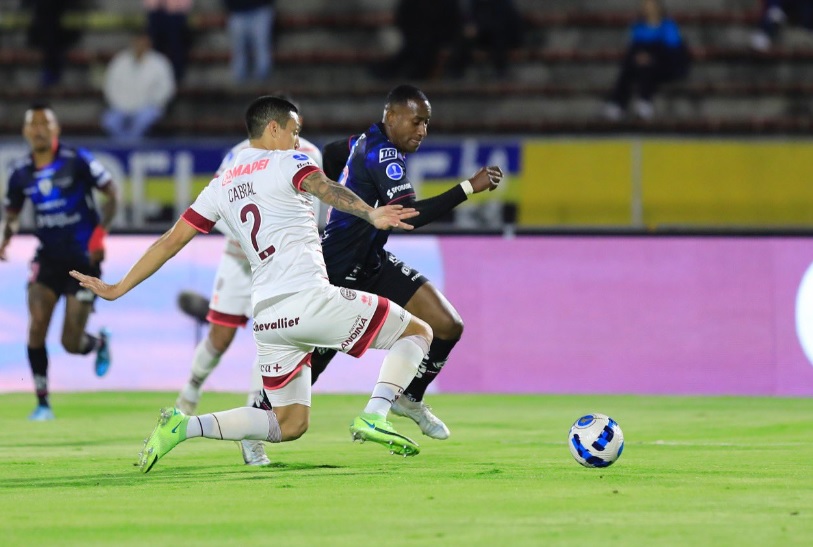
[568,413,624,468]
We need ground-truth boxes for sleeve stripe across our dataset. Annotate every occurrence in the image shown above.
[181,207,216,233]
[388,192,416,205]
[293,165,322,191]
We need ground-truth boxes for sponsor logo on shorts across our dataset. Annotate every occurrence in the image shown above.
[379,148,397,162]
[259,363,284,374]
[253,317,300,331]
[341,316,368,350]
[361,294,372,306]
[340,288,357,300]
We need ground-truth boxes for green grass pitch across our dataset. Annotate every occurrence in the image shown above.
[1,392,811,546]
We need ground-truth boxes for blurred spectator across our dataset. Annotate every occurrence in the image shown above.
[27,0,81,87]
[371,0,462,80]
[144,0,192,82]
[603,0,690,121]
[447,0,525,79]
[750,1,813,51]
[223,0,276,83]
[101,31,176,141]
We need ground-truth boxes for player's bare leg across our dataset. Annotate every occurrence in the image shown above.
[61,293,110,376]
[27,283,58,419]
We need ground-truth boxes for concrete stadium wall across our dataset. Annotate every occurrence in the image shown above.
[2,234,813,396]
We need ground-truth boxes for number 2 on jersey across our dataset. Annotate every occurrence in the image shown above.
[240,203,276,260]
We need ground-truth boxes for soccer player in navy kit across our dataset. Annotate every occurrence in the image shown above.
[313,85,503,439]
[0,104,119,420]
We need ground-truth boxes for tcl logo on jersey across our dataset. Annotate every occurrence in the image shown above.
[386,182,411,199]
[385,163,404,181]
[379,148,397,162]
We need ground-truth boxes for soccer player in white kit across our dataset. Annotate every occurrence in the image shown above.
[70,96,433,473]
[174,135,323,467]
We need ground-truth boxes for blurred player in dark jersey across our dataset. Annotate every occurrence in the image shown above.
[0,103,119,420]
[312,85,503,440]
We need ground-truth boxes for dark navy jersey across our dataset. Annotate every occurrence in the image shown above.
[4,144,113,259]
[321,123,415,280]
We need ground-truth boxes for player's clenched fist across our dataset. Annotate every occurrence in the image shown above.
[468,165,503,193]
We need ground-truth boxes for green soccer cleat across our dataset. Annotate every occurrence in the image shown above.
[349,413,420,457]
[137,407,189,473]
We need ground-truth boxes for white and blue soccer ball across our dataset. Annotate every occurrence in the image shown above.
[568,413,624,468]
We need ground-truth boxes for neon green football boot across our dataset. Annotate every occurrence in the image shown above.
[350,412,420,457]
[138,407,189,473]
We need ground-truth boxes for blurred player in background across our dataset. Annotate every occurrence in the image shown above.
[174,107,323,466]
[0,103,119,420]
[311,85,503,440]
[71,96,432,473]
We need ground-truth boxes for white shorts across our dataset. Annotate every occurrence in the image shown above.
[254,284,411,401]
[207,239,252,328]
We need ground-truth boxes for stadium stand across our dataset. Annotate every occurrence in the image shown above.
[1,0,813,135]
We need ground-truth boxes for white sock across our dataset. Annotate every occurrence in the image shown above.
[364,336,426,417]
[184,407,281,442]
[181,338,223,402]
[246,358,263,406]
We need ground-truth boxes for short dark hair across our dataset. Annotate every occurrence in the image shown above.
[28,101,53,112]
[244,95,298,139]
[385,85,428,108]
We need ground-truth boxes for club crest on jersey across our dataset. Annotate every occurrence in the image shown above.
[37,178,53,195]
[379,148,397,162]
[293,153,310,161]
[340,288,357,300]
[385,163,404,181]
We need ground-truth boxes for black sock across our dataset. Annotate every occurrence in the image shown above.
[403,337,459,402]
[310,348,337,385]
[28,346,49,407]
[78,333,99,355]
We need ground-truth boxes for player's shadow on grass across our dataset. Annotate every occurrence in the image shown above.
[0,462,348,488]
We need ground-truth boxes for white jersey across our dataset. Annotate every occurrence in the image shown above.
[183,147,328,310]
[213,137,323,243]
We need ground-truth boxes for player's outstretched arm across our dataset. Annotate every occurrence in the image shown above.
[0,210,20,261]
[300,171,418,230]
[69,218,199,301]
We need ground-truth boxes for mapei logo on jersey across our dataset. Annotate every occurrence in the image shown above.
[385,163,404,181]
[379,148,398,163]
[222,158,270,185]
[293,153,311,161]
[386,182,411,199]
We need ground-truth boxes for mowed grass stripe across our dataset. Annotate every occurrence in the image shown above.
[0,392,811,546]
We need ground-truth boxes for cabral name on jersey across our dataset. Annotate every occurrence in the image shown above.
[228,182,256,203]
